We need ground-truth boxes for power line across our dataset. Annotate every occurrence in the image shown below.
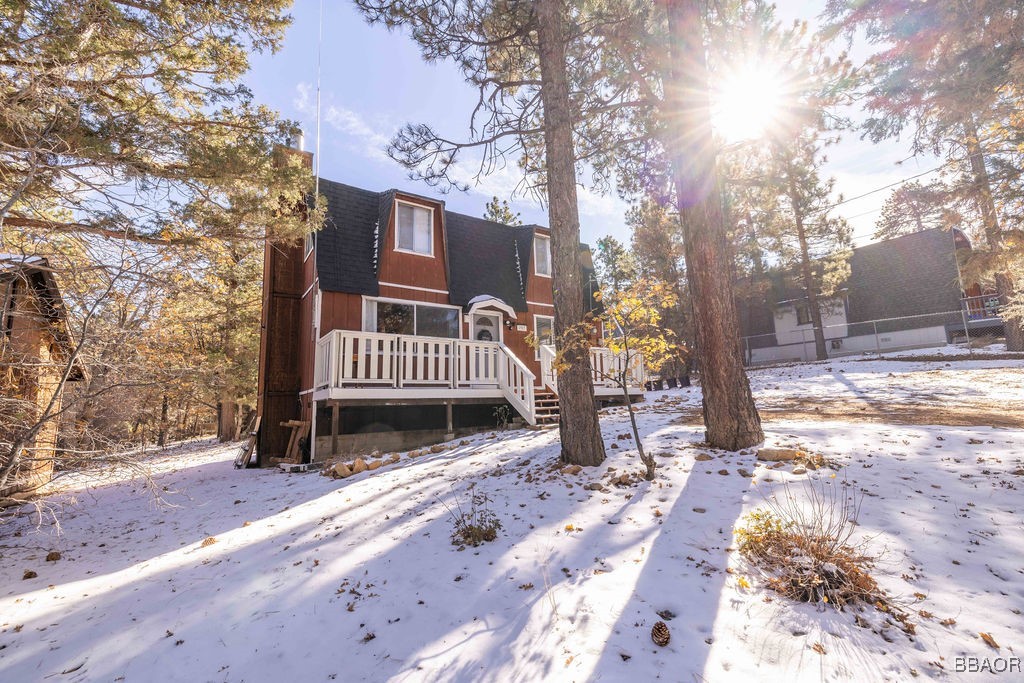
[812,160,953,217]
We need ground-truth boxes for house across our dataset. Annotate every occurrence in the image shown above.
[256,171,643,465]
[1,255,82,502]
[740,228,1003,363]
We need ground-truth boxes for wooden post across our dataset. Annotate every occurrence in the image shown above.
[309,402,316,464]
[331,401,341,456]
[445,401,454,440]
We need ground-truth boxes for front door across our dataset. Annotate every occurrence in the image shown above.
[470,311,501,343]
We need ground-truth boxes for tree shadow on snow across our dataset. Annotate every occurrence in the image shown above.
[589,444,755,681]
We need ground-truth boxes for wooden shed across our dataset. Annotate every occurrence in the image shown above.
[1,255,82,503]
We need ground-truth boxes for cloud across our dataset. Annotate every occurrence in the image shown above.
[293,83,391,162]
[292,82,630,240]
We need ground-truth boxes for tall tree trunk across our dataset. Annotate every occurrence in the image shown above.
[158,393,169,447]
[963,115,1023,351]
[661,0,763,450]
[217,399,237,442]
[787,170,828,361]
[536,0,607,467]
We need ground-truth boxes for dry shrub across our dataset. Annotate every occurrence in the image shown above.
[736,479,907,629]
[441,485,502,548]
[795,451,839,470]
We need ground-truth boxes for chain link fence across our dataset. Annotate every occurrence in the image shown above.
[741,305,1005,365]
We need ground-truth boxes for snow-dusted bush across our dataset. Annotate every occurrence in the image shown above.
[441,485,502,548]
[736,479,911,634]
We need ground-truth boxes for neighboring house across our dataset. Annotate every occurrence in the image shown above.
[1,255,82,502]
[256,173,642,465]
[740,228,1003,364]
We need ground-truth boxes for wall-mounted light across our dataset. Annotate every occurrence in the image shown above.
[504,319,514,330]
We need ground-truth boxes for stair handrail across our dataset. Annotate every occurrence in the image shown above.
[538,343,558,393]
[497,343,536,426]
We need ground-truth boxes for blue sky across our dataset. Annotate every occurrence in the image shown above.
[247,0,942,248]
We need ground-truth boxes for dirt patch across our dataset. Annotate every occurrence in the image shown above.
[674,398,1024,428]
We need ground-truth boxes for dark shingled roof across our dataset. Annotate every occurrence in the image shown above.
[846,227,963,330]
[444,212,532,310]
[315,178,382,296]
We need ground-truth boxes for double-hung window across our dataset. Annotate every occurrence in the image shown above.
[534,234,551,276]
[396,202,433,256]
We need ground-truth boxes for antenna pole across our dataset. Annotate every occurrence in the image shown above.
[314,0,324,202]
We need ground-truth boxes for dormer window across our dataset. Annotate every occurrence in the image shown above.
[396,201,433,256]
[534,234,551,277]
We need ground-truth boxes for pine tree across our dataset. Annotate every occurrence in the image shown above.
[354,0,608,466]
[625,200,691,377]
[660,0,763,448]
[483,197,522,226]
[717,13,854,362]
[874,181,957,241]
[0,1,318,248]
[826,0,1024,350]
[769,137,852,360]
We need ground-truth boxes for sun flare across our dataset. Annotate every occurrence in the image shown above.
[712,62,787,143]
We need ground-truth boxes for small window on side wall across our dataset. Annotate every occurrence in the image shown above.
[396,202,433,256]
[534,234,551,276]
[796,302,812,326]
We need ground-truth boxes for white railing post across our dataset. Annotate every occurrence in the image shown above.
[539,344,557,393]
[396,335,404,388]
[330,331,339,388]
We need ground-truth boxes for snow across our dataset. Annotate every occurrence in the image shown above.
[2,356,1023,681]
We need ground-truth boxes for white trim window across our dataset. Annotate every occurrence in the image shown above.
[313,290,321,336]
[395,201,434,256]
[363,296,460,338]
[534,234,551,277]
[533,314,554,359]
[303,231,314,259]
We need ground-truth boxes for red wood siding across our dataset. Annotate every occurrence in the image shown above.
[321,291,363,332]
[377,194,449,293]
[256,239,305,462]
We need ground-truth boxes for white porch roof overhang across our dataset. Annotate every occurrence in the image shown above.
[466,295,517,320]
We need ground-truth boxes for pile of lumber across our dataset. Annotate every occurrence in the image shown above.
[274,419,310,464]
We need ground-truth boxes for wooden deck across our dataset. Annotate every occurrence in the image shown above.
[312,330,644,425]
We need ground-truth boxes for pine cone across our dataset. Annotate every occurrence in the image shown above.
[651,620,670,647]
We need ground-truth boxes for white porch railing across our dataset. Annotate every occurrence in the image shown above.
[539,344,558,392]
[539,344,644,394]
[315,330,536,425]
[590,346,645,389]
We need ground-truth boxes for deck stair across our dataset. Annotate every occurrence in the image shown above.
[534,390,560,425]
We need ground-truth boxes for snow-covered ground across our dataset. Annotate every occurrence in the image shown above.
[744,347,1024,410]
[2,355,1023,682]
